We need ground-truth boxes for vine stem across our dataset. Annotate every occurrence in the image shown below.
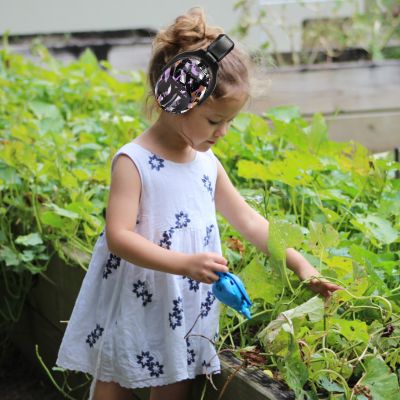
[35,345,77,400]
[217,308,273,352]
[313,368,350,399]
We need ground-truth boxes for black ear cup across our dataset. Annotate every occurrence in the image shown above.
[154,34,234,114]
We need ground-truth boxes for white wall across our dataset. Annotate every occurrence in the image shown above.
[0,0,360,53]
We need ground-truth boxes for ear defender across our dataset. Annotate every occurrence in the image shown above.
[154,34,234,114]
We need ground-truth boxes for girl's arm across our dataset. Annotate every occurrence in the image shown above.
[105,155,228,283]
[214,158,341,297]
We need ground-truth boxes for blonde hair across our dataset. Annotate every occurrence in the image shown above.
[143,7,251,120]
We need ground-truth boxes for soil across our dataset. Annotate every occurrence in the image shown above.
[0,344,144,400]
[0,345,64,400]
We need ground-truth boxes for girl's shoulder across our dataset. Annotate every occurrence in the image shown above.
[111,141,145,170]
[111,139,218,175]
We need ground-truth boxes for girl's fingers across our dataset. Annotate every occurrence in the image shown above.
[218,256,228,266]
[214,263,229,273]
[208,272,220,282]
[327,283,343,291]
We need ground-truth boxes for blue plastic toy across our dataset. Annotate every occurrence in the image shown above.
[212,272,252,319]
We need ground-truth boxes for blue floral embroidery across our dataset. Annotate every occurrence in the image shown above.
[200,291,216,318]
[168,297,183,329]
[132,280,153,306]
[186,338,196,365]
[137,351,154,368]
[103,253,121,279]
[159,228,175,249]
[203,224,214,247]
[149,361,164,377]
[175,211,191,228]
[202,175,213,199]
[148,154,165,171]
[183,276,200,292]
[136,351,164,377]
[86,324,104,348]
[158,213,190,250]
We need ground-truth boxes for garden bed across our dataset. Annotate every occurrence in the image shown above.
[12,250,295,400]
[2,47,399,399]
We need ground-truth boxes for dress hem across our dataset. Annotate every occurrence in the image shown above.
[56,359,221,389]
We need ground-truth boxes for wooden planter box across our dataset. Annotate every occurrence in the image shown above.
[12,251,294,400]
[249,60,400,153]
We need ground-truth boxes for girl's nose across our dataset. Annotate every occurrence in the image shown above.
[214,123,228,138]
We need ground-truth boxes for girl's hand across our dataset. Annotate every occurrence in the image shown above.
[293,261,343,299]
[306,276,343,299]
[184,252,229,284]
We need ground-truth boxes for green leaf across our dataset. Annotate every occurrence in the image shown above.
[351,214,398,245]
[262,151,323,187]
[263,105,301,123]
[282,340,309,398]
[40,211,65,228]
[0,163,21,185]
[28,100,62,120]
[0,246,20,266]
[237,159,269,181]
[239,256,282,303]
[317,376,345,393]
[268,218,304,262]
[20,249,35,262]
[45,203,80,219]
[330,318,369,343]
[258,296,324,343]
[357,357,400,400]
[79,48,98,66]
[15,232,43,246]
[308,221,339,254]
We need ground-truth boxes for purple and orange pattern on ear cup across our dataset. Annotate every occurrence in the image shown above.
[155,57,211,114]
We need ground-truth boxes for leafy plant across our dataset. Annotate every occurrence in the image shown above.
[1,40,399,399]
[0,37,148,352]
[215,108,400,398]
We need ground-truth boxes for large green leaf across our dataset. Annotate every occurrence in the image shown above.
[15,232,43,246]
[258,296,324,344]
[268,218,304,262]
[239,256,282,303]
[355,357,400,400]
[351,214,398,246]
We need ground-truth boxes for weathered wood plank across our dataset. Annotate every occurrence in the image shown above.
[324,111,400,152]
[249,60,400,116]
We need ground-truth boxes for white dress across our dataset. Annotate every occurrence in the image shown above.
[56,141,222,390]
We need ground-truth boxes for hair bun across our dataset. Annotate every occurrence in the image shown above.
[171,7,208,45]
[154,7,224,59]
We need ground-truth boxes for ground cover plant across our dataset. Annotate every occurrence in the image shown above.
[0,40,399,399]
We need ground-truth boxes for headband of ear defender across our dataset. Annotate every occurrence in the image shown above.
[154,34,235,114]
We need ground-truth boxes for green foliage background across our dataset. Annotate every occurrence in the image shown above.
[0,42,399,399]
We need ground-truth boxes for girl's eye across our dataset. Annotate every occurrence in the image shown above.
[208,119,234,125]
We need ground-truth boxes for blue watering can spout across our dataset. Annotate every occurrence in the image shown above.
[212,272,252,319]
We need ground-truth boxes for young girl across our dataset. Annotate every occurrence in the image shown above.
[56,7,341,400]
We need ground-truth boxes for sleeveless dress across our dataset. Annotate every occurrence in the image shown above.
[56,141,222,390]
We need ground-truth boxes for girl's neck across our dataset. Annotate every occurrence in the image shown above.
[137,115,196,162]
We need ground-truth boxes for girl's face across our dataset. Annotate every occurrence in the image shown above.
[180,91,248,152]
